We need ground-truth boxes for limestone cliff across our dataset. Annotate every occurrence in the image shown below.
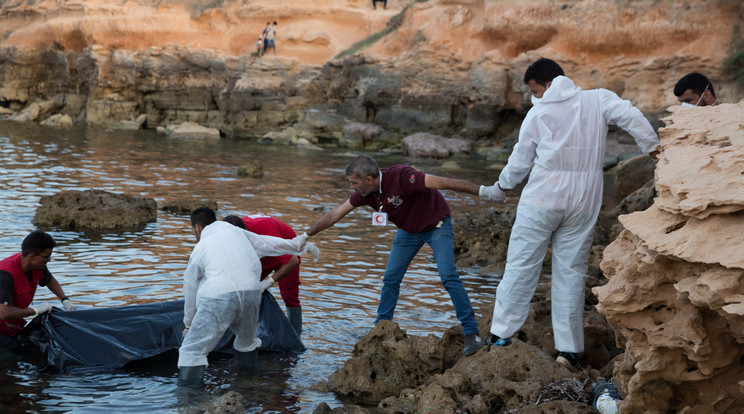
[595,103,744,413]
[1,0,743,148]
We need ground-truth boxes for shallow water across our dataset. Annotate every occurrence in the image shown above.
[0,121,502,413]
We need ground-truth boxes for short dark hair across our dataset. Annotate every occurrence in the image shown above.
[191,207,216,228]
[223,215,247,229]
[344,155,379,179]
[273,21,277,25]
[21,230,57,257]
[524,58,565,86]
[673,72,716,98]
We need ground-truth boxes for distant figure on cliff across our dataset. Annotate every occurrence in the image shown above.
[674,72,721,107]
[256,36,264,58]
[223,214,304,337]
[482,57,660,372]
[292,154,504,356]
[372,0,387,9]
[264,21,277,55]
[261,22,271,52]
[0,230,77,352]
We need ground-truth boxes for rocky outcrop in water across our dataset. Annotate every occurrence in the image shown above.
[595,103,744,413]
[33,189,157,230]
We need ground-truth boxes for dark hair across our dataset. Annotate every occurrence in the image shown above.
[190,207,216,228]
[673,72,716,98]
[21,230,57,257]
[524,58,565,86]
[273,21,277,25]
[223,215,247,229]
[344,155,379,179]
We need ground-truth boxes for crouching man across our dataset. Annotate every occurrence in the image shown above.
[178,207,319,387]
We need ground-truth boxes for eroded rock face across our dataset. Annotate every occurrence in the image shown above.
[33,189,157,230]
[595,103,744,414]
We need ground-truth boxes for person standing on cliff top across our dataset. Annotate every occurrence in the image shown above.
[223,214,304,337]
[292,154,503,356]
[674,72,721,107]
[0,230,77,352]
[482,58,660,371]
[264,21,277,55]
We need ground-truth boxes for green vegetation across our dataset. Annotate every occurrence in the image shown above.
[334,5,411,60]
[723,50,744,85]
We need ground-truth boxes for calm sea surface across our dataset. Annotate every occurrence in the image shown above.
[0,121,502,413]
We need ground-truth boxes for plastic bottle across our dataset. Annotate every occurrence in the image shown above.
[595,390,621,414]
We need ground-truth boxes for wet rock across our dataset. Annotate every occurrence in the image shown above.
[160,122,220,139]
[198,391,246,413]
[237,160,264,178]
[9,102,41,122]
[33,189,157,230]
[340,122,384,149]
[401,132,470,158]
[160,199,218,214]
[312,403,369,414]
[614,153,656,198]
[320,320,463,405]
[452,208,517,274]
[40,113,73,127]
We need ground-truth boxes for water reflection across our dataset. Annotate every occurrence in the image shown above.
[0,121,501,412]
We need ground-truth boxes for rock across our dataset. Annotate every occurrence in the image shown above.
[163,122,221,139]
[596,103,744,413]
[340,122,384,149]
[614,153,655,198]
[159,199,218,215]
[313,403,369,414]
[198,391,246,413]
[322,320,463,404]
[401,132,470,158]
[377,339,589,413]
[40,113,74,127]
[33,190,157,231]
[9,102,41,122]
[237,160,264,178]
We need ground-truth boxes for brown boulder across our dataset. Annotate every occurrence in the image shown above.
[159,199,218,215]
[33,189,156,231]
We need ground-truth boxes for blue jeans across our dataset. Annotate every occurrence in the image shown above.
[375,216,479,335]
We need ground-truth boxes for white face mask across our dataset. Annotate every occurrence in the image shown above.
[681,84,709,107]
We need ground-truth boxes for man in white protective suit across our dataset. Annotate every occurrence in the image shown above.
[178,207,320,387]
[480,58,659,371]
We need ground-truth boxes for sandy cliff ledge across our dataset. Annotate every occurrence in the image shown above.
[595,103,744,414]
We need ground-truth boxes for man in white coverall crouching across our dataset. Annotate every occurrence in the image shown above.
[178,207,319,387]
[480,58,660,371]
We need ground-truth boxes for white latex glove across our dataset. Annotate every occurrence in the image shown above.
[479,184,506,202]
[292,232,310,250]
[31,302,52,316]
[61,298,76,311]
[259,276,275,293]
[306,242,320,263]
[182,326,190,340]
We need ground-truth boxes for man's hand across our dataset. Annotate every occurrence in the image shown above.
[292,232,310,250]
[182,326,190,341]
[30,302,52,316]
[259,276,275,293]
[479,184,506,202]
[306,242,320,263]
[61,297,76,311]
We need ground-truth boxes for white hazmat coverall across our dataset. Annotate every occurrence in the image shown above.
[490,76,659,353]
[178,221,311,368]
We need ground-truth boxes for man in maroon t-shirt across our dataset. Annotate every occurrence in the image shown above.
[293,154,498,356]
[223,214,303,336]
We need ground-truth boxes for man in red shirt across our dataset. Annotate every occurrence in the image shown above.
[223,214,303,336]
[0,230,76,351]
[293,154,499,356]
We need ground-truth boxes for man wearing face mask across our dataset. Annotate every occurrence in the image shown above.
[481,58,660,372]
[674,72,720,107]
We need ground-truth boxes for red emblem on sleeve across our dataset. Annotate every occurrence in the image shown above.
[409,174,416,184]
